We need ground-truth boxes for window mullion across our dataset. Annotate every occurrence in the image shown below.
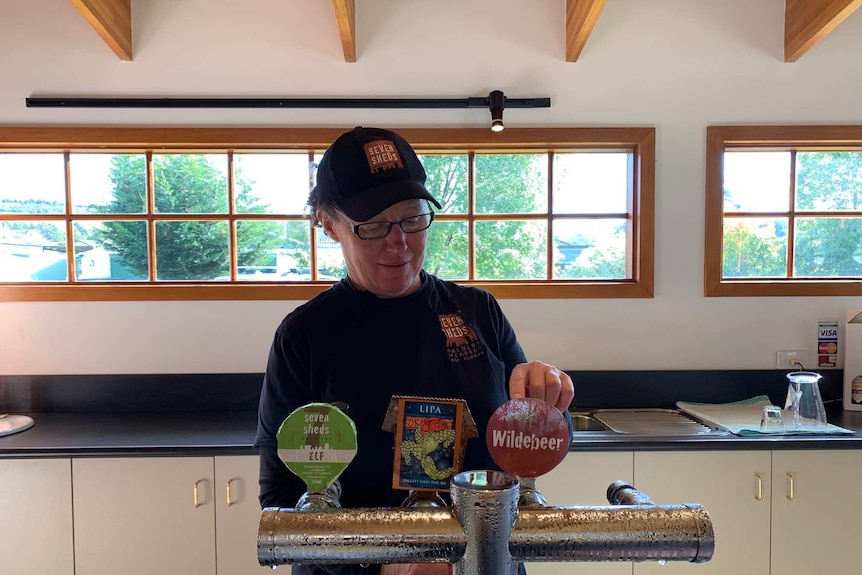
[786,149,797,279]
[146,151,156,282]
[546,151,554,280]
[227,151,237,282]
[468,150,476,281]
[64,151,75,283]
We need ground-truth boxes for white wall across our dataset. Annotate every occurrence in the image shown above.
[1,0,861,375]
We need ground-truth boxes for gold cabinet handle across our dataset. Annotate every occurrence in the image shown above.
[227,477,238,507]
[754,473,763,501]
[194,479,204,508]
[786,473,795,501]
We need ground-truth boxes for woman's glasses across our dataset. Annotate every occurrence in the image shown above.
[345,211,435,240]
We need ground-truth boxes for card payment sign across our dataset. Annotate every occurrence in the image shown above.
[818,320,839,369]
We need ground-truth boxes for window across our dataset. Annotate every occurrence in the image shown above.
[706,126,862,296]
[0,127,654,301]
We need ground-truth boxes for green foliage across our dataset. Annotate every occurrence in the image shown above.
[3,220,64,243]
[96,155,284,279]
[796,152,862,211]
[425,221,468,278]
[422,155,469,278]
[475,154,545,214]
[475,220,546,279]
[96,155,151,275]
[557,238,627,279]
[0,199,65,243]
[0,198,64,214]
[722,152,862,279]
[722,221,787,277]
[793,153,862,277]
[794,218,862,277]
[420,154,468,213]
[89,151,634,282]
[155,221,229,280]
[423,154,547,280]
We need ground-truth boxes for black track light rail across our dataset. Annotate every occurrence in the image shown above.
[25,96,551,109]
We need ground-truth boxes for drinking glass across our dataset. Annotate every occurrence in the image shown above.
[760,405,784,432]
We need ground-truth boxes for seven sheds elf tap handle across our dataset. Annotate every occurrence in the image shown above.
[276,403,357,504]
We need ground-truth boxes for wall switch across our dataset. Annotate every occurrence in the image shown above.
[776,350,808,370]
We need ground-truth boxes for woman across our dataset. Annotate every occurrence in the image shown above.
[255,126,574,575]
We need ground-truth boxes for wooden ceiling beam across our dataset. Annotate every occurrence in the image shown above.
[566,0,607,62]
[70,0,132,61]
[785,0,862,62]
[332,0,356,63]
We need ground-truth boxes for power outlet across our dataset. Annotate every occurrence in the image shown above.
[776,350,808,370]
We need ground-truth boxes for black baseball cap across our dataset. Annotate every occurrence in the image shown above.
[315,127,442,222]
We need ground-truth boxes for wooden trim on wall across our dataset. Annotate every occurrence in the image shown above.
[0,281,654,302]
[633,128,655,298]
[0,126,656,301]
[0,126,656,150]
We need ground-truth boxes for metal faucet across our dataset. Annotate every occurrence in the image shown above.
[261,399,714,573]
[258,470,714,574]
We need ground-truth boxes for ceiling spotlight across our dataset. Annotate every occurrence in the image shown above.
[489,90,505,132]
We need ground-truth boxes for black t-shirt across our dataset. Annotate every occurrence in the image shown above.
[255,272,540,575]
[255,271,528,511]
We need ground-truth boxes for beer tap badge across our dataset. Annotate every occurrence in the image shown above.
[276,403,357,494]
[390,397,468,491]
[486,398,570,478]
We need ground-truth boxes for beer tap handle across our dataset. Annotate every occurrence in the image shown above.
[275,402,357,508]
[486,398,570,479]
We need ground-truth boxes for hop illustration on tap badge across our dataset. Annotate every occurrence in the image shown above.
[392,398,466,491]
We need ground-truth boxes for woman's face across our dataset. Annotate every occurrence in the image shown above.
[320,199,429,298]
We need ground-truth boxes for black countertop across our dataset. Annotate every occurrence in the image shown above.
[3,408,862,459]
[0,412,260,458]
[566,408,862,452]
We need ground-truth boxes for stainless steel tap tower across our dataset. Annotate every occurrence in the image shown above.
[258,471,714,573]
[261,400,714,573]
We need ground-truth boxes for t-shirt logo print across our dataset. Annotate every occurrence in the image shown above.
[364,140,403,172]
[439,312,486,362]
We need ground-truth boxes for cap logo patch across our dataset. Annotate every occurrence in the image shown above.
[364,139,403,173]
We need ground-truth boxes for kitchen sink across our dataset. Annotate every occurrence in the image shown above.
[569,413,612,432]
[568,409,729,438]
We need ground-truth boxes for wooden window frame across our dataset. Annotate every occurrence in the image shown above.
[705,125,862,297]
[0,126,655,302]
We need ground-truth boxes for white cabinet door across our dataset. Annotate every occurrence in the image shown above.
[633,451,771,575]
[771,450,862,575]
[73,456,216,575]
[215,455,271,575]
[0,458,74,574]
[529,451,635,575]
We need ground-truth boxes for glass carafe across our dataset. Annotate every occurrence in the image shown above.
[784,371,828,428]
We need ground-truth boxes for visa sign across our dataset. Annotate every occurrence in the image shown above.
[819,327,838,339]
